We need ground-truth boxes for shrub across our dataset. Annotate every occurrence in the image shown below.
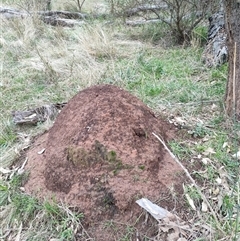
[107,0,221,44]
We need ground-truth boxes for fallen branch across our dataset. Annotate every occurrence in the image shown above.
[126,18,162,26]
[12,103,66,125]
[0,6,88,26]
[0,6,28,18]
[125,3,168,17]
[42,16,85,27]
[38,10,88,19]
[152,132,223,232]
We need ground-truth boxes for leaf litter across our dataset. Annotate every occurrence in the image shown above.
[136,198,214,241]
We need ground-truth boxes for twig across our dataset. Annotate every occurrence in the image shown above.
[77,0,86,12]
[152,132,223,232]
[233,41,236,115]
[174,100,221,106]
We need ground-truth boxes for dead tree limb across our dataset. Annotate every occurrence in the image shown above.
[37,10,88,19]
[126,18,162,26]
[12,103,66,125]
[0,6,89,26]
[125,3,168,17]
[0,6,29,18]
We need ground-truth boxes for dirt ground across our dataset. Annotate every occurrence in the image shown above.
[24,84,186,240]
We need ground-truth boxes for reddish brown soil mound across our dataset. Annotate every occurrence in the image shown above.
[25,84,184,238]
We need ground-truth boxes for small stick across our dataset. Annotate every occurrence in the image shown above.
[152,132,223,232]
[233,42,236,114]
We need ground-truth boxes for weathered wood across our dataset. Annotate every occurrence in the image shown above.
[37,10,88,19]
[224,0,240,119]
[126,18,162,26]
[41,16,85,27]
[125,3,168,17]
[0,6,88,26]
[202,11,228,67]
[12,103,66,125]
[0,6,29,18]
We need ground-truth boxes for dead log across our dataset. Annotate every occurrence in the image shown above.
[41,16,85,27]
[125,3,168,17]
[0,6,29,18]
[0,6,88,26]
[126,18,162,26]
[37,10,88,19]
[12,103,66,125]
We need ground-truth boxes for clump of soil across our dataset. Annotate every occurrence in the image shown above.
[24,84,184,238]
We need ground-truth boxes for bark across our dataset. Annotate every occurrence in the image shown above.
[0,6,88,27]
[202,11,228,67]
[126,18,162,26]
[224,0,240,119]
[125,3,168,17]
[12,103,66,125]
[41,16,84,27]
[38,10,88,19]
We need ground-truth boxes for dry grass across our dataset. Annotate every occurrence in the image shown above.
[50,0,108,13]
[0,16,111,167]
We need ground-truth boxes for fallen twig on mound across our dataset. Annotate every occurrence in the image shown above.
[152,132,223,233]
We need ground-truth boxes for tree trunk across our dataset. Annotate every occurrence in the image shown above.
[224,0,240,120]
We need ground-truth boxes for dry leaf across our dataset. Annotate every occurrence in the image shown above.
[201,201,208,212]
[167,232,179,241]
[0,167,12,174]
[37,148,45,154]
[201,157,211,165]
[203,147,216,156]
[222,142,231,153]
[17,157,28,175]
[222,142,228,148]
[211,103,217,110]
[19,187,25,192]
[217,194,224,210]
[14,223,22,241]
[213,187,220,195]
[232,151,240,160]
[216,177,222,185]
[193,169,208,179]
[218,166,230,183]
[17,169,25,175]
[136,198,171,220]
[175,117,186,125]
[169,116,187,127]
[185,194,196,210]
[159,225,171,233]
[202,136,210,142]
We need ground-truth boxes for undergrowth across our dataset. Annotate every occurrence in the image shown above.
[0,1,239,240]
[0,174,85,240]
